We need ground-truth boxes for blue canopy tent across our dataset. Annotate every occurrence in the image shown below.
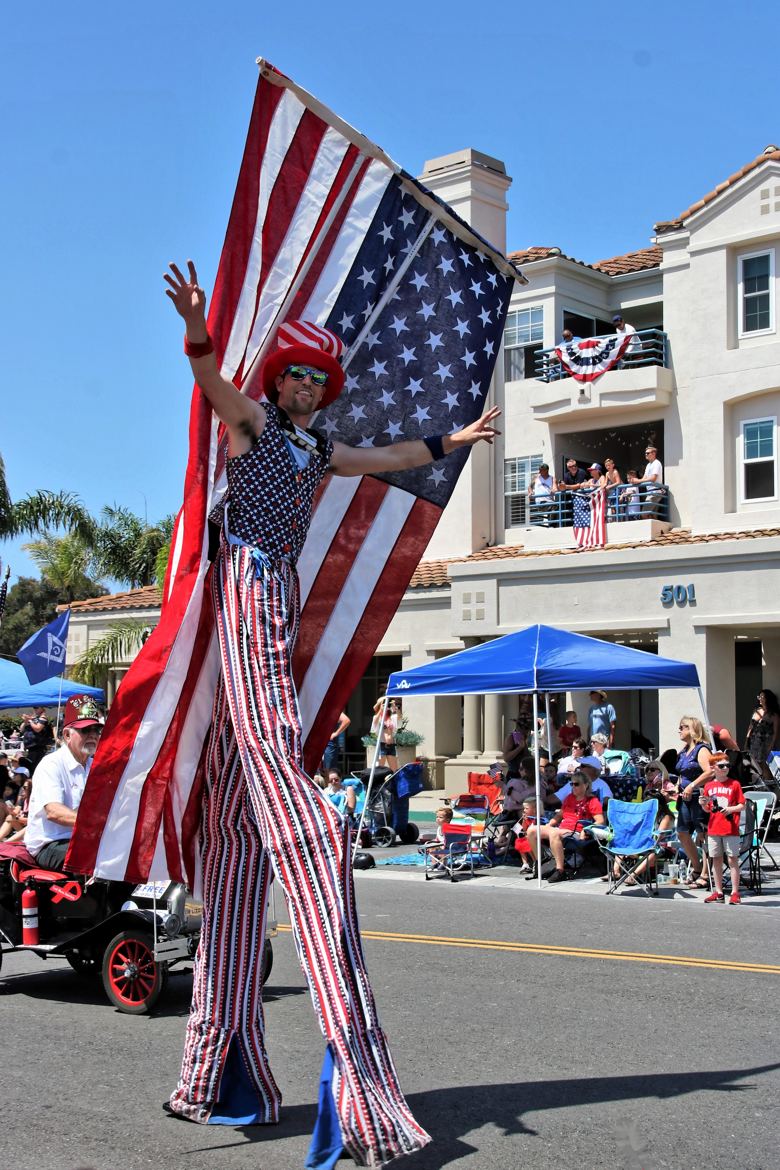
[385,624,701,696]
[0,659,104,709]
[358,625,705,887]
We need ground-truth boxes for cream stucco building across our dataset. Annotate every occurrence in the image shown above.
[66,145,780,789]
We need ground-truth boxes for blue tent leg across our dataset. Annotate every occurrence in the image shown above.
[305,1048,344,1170]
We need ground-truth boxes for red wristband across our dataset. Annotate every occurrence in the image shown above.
[184,334,214,358]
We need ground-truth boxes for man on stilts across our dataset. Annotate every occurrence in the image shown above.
[161,260,501,1167]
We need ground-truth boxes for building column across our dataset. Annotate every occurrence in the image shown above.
[462,694,482,757]
[483,693,503,757]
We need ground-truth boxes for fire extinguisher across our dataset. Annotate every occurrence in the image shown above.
[22,884,39,945]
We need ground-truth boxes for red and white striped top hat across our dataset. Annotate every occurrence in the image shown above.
[261,320,346,407]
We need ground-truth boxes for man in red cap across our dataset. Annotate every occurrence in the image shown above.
[24,695,104,871]
[160,262,500,1163]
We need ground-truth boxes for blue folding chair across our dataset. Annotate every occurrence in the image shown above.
[593,798,660,897]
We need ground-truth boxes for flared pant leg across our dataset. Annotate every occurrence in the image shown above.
[170,676,281,1124]
[212,542,429,1166]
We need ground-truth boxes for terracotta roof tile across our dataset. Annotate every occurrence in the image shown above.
[506,245,593,270]
[507,244,662,278]
[63,585,162,613]
[407,527,780,587]
[655,148,780,233]
[63,526,780,609]
[592,246,662,276]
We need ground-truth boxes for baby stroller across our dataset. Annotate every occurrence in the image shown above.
[602,749,641,803]
[354,763,424,847]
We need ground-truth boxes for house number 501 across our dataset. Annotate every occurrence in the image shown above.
[660,584,696,606]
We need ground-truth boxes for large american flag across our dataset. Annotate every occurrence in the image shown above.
[68,60,520,884]
[572,487,607,549]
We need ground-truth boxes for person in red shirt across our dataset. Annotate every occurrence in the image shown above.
[557,710,582,756]
[524,770,604,883]
[702,752,745,905]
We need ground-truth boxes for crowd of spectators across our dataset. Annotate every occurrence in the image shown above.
[528,445,666,527]
[440,692,776,899]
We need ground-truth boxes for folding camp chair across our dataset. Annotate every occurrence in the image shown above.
[593,798,660,896]
[422,822,476,882]
[465,773,516,862]
[742,789,778,871]
[734,798,762,895]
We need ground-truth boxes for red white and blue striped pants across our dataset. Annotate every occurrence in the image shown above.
[170,542,430,1166]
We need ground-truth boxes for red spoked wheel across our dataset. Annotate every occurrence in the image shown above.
[101,929,167,1014]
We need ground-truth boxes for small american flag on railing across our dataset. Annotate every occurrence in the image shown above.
[573,488,607,549]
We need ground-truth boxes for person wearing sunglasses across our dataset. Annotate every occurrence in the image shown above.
[153,261,504,1157]
[701,753,745,904]
[675,716,716,888]
[524,769,605,883]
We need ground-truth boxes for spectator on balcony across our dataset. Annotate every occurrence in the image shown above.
[584,463,606,489]
[587,690,616,746]
[603,457,623,519]
[612,313,642,365]
[618,469,641,519]
[557,458,587,523]
[549,329,581,380]
[638,445,665,517]
[559,458,587,492]
[527,463,558,526]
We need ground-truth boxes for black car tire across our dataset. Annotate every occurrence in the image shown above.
[261,937,273,985]
[66,950,101,979]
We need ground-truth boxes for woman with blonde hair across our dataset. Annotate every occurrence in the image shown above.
[675,715,714,887]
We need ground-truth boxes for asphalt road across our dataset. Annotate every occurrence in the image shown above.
[2,864,779,1170]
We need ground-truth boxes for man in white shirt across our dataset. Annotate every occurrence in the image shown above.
[639,444,664,516]
[25,694,104,870]
[613,313,642,366]
[527,463,557,526]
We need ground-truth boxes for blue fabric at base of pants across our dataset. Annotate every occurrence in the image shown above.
[209,1039,268,1125]
[305,1048,344,1170]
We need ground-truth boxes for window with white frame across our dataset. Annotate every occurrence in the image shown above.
[738,250,774,336]
[504,454,543,527]
[740,417,777,501]
[504,306,544,381]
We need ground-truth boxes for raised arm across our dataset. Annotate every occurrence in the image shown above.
[164,261,262,445]
[329,407,501,477]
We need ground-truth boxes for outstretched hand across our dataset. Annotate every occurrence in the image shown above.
[164,260,207,323]
[449,405,502,449]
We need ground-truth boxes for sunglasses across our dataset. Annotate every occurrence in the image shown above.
[571,780,586,787]
[714,762,730,770]
[284,364,329,387]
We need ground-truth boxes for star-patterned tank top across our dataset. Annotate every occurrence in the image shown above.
[225,403,333,563]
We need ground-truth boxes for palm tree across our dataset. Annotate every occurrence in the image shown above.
[1,450,95,542]
[94,506,175,589]
[69,619,150,688]
[22,532,104,601]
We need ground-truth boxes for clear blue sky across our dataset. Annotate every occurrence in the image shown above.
[2,0,778,585]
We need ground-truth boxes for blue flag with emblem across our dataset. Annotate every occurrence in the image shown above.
[17,610,71,685]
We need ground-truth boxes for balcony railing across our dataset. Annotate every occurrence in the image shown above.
[528,484,670,528]
[534,328,669,382]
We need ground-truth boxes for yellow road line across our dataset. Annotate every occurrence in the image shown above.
[276,924,779,974]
